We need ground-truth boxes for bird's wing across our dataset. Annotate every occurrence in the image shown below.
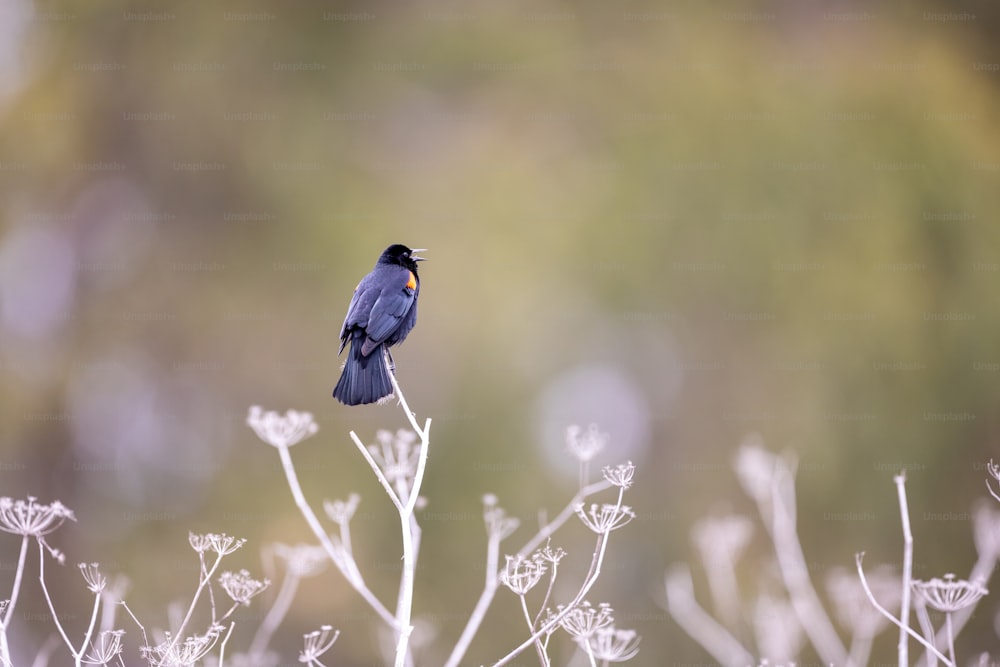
[339,283,378,350]
[362,270,417,352]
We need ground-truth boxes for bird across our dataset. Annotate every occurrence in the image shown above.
[332,244,425,405]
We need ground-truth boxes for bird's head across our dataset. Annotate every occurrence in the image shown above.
[380,244,426,271]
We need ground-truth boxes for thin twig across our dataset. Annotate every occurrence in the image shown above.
[166,550,225,658]
[492,531,609,667]
[987,478,1000,504]
[339,518,365,585]
[533,559,559,628]
[119,600,150,653]
[517,480,612,558]
[0,535,30,666]
[78,591,101,667]
[764,461,847,666]
[248,567,300,657]
[384,370,432,667]
[2,535,29,627]
[216,621,235,667]
[913,598,938,667]
[945,612,956,665]
[98,582,124,634]
[446,469,612,666]
[895,473,914,667]
[349,431,403,512]
[443,529,502,667]
[276,444,397,628]
[854,553,953,665]
[664,565,754,667]
[203,552,219,624]
[493,488,625,666]
[518,594,547,667]
[388,358,430,445]
[36,540,78,662]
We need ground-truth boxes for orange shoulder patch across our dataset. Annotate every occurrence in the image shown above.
[406,271,417,290]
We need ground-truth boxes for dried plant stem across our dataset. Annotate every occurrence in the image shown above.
[0,535,30,666]
[854,554,953,665]
[703,549,742,631]
[518,594,547,667]
[338,518,365,584]
[216,622,235,667]
[383,369,432,667]
[945,612,956,664]
[493,488,624,667]
[165,550,225,657]
[925,551,994,657]
[987,478,1000,504]
[342,364,432,665]
[37,539,100,667]
[894,473,914,667]
[664,565,754,667]
[395,512,422,655]
[445,468,612,666]
[913,600,938,667]
[350,432,404,512]
[2,535,28,626]
[393,497,418,667]
[248,567,300,657]
[98,586,121,635]
[119,601,150,652]
[79,594,100,666]
[442,526,502,667]
[202,552,218,622]
[276,443,397,628]
[517,480,612,558]
[492,532,609,666]
[533,562,559,628]
[763,464,847,666]
[36,543,71,661]
[388,366,432,503]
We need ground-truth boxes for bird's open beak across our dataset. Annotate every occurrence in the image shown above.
[411,249,428,261]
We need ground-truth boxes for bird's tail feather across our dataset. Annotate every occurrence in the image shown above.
[332,339,394,405]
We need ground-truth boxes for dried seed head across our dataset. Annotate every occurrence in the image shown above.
[0,496,75,537]
[912,573,988,613]
[247,406,319,449]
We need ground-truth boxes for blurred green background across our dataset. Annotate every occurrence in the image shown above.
[2,0,1000,664]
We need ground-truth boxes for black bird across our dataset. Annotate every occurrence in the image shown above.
[332,244,425,405]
